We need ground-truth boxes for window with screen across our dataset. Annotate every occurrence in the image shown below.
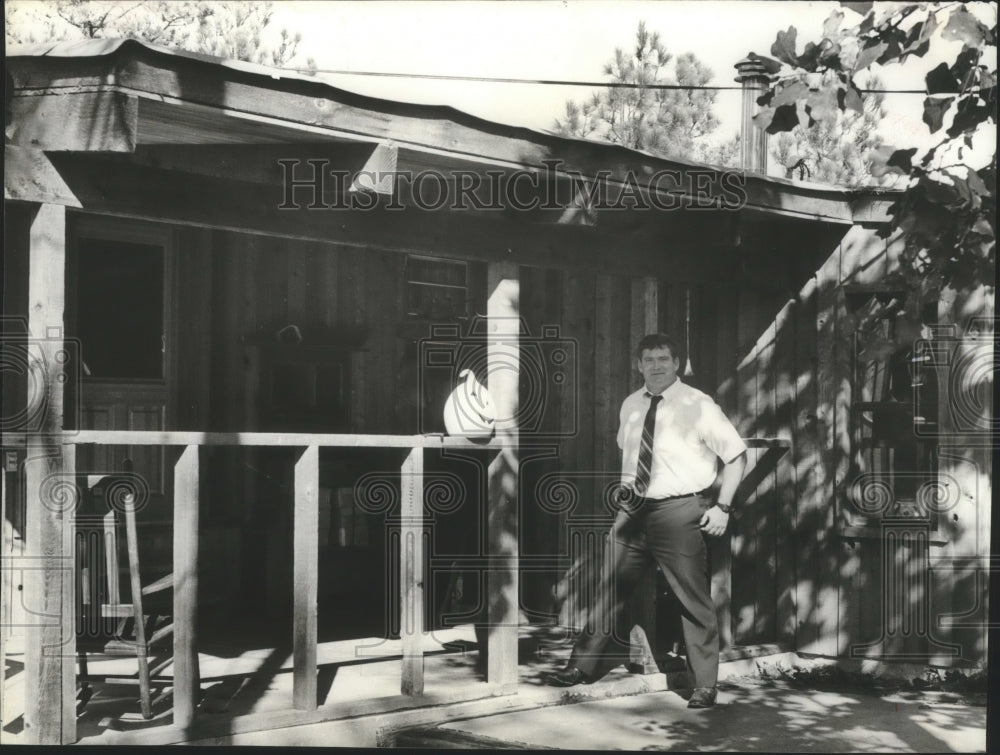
[77,238,164,380]
[846,289,938,523]
[405,256,469,320]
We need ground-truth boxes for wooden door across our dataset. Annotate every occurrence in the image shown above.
[69,217,175,580]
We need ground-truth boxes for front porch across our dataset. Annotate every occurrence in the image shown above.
[2,617,793,746]
[5,37,988,748]
[1,422,790,744]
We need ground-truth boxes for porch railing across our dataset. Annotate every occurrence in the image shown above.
[19,430,516,730]
[6,430,786,735]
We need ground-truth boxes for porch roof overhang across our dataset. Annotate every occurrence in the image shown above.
[6,38,900,285]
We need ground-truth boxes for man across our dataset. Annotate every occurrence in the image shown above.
[546,333,747,709]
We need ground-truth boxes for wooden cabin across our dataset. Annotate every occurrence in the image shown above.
[2,39,992,745]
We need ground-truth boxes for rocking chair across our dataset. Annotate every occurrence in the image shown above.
[75,462,173,720]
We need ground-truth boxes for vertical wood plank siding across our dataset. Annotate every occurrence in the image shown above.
[47,212,983,733]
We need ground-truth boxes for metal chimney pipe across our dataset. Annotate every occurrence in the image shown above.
[734,54,770,174]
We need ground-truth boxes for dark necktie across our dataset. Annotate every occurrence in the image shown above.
[634,393,662,495]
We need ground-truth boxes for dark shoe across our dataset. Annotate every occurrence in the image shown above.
[687,686,718,709]
[544,665,591,687]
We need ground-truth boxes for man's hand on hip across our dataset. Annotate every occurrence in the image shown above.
[699,505,730,537]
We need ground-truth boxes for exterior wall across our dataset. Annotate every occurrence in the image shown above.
[183,230,805,638]
[31,209,988,667]
[518,265,797,649]
[200,230,458,616]
[754,224,993,666]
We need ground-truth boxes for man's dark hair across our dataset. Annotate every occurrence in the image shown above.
[635,333,682,363]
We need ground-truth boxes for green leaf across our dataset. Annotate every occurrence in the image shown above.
[772,26,800,67]
[755,55,783,75]
[771,80,810,108]
[900,16,936,61]
[840,83,864,114]
[858,10,876,34]
[876,38,903,65]
[841,1,873,16]
[925,63,958,94]
[922,96,955,133]
[942,7,988,47]
[948,173,974,207]
[900,39,931,62]
[752,107,776,131]
[970,216,994,237]
[807,88,840,121]
[950,47,980,90]
[798,41,822,70]
[823,9,845,39]
[765,103,800,134]
[921,176,962,208]
[854,40,887,71]
[947,99,993,138]
[818,39,843,68]
[887,148,918,173]
[979,165,996,195]
[919,11,940,45]
[965,169,989,198]
[870,145,916,177]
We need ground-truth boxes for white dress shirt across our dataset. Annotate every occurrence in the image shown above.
[617,378,746,498]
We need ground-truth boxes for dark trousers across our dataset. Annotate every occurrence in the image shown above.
[568,494,720,688]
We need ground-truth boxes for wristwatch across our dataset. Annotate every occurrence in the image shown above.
[715,502,733,514]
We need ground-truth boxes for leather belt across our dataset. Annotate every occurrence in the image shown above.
[639,489,709,503]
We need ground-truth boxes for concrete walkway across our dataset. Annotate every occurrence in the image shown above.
[394,679,986,752]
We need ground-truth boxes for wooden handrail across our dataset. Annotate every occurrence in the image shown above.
[4,431,502,447]
[2,430,790,449]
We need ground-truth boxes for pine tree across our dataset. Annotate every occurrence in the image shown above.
[553,21,721,161]
[770,73,888,185]
[5,0,315,71]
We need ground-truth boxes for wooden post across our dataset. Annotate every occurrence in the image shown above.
[20,203,77,745]
[400,447,425,695]
[627,277,659,672]
[122,493,152,719]
[486,262,519,689]
[173,445,200,728]
[293,445,318,709]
